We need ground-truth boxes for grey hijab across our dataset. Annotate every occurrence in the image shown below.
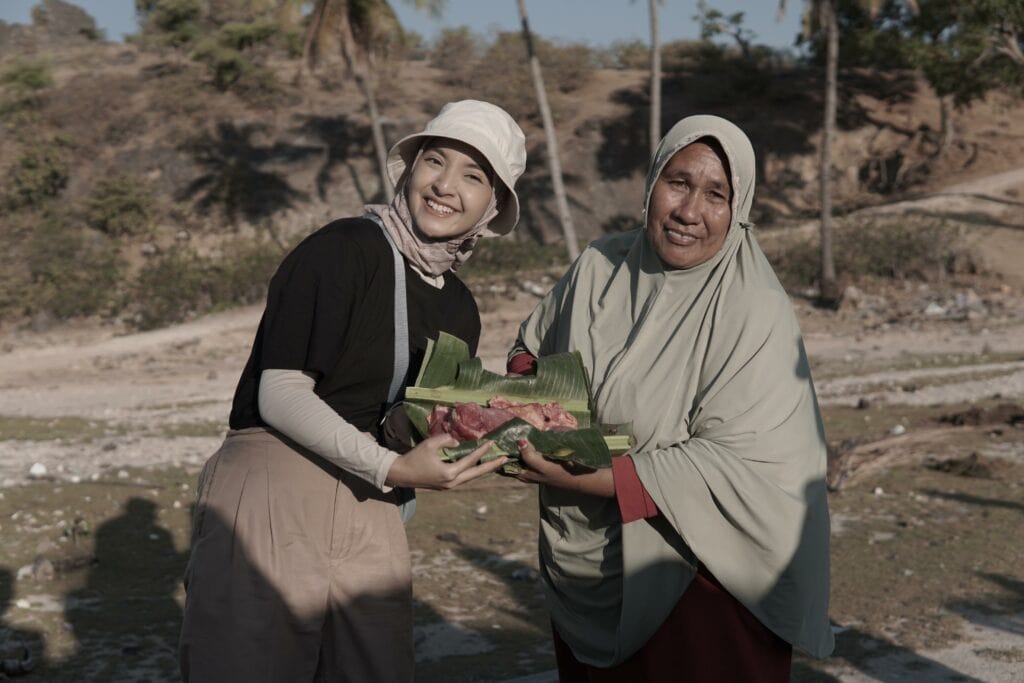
[514,115,834,665]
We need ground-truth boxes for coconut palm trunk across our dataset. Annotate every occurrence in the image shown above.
[515,0,580,261]
[301,0,394,201]
[818,0,840,305]
[335,4,394,201]
[649,0,661,157]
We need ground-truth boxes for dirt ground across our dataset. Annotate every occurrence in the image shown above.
[2,183,1024,681]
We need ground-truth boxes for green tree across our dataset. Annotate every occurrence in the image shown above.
[696,0,756,61]
[901,1,1022,158]
[778,0,918,306]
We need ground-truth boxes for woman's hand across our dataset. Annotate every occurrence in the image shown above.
[515,439,615,498]
[385,434,507,490]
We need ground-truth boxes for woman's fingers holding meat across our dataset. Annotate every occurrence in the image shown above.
[387,436,506,490]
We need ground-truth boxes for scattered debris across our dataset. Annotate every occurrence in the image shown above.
[510,567,538,581]
[28,463,48,479]
[436,531,462,544]
[938,403,1024,427]
[924,452,1005,479]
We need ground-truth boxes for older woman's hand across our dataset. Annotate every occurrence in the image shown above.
[515,439,615,498]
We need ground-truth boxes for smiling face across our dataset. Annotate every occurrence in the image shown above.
[646,140,733,270]
[406,139,495,240]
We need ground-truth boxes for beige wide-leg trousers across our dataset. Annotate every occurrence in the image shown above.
[179,428,413,682]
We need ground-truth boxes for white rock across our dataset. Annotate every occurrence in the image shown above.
[117,470,130,479]
[16,564,33,580]
[14,599,31,609]
[923,302,946,316]
[873,487,884,496]
[28,463,48,478]
[890,424,907,436]
[476,504,488,515]
[173,500,183,509]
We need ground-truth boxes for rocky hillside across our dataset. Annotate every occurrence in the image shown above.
[2,2,1022,329]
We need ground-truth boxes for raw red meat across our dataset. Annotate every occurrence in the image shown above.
[426,396,578,442]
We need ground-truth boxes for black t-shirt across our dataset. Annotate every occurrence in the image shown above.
[229,217,481,439]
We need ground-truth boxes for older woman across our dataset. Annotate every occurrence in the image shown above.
[508,115,833,680]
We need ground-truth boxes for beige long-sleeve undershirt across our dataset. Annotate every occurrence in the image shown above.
[257,368,398,492]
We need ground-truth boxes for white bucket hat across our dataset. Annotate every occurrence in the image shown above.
[387,100,527,235]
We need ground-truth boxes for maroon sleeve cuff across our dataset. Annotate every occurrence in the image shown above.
[612,455,659,523]
[507,352,538,376]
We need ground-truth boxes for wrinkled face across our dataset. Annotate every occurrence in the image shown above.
[646,141,733,270]
[407,139,494,240]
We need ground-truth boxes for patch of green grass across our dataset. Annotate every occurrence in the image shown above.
[829,366,1022,398]
[0,58,52,93]
[811,351,1024,381]
[146,399,222,411]
[0,415,121,442]
[154,420,225,439]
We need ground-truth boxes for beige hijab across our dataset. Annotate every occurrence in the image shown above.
[365,144,499,278]
[515,115,833,665]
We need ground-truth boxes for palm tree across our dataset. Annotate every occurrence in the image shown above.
[298,0,444,202]
[515,0,580,260]
[647,0,662,157]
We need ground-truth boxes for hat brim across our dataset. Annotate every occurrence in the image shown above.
[387,133,520,236]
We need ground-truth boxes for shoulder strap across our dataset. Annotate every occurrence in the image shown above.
[364,213,409,406]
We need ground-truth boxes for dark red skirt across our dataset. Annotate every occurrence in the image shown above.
[553,566,792,683]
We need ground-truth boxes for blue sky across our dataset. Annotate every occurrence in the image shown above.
[0,1,802,49]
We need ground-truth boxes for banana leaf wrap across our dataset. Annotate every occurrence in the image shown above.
[403,333,633,472]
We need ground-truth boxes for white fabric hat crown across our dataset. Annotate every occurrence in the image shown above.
[387,100,527,235]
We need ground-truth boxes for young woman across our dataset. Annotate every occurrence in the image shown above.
[179,100,527,682]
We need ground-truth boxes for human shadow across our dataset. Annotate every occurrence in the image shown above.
[825,626,985,682]
[919,489,1024,514]
[291,113,380,204]
[945,572,1024,639]
[409,520,555,682]
[60,497,187,681]
[178,121,320,225]
[0,567,45,677]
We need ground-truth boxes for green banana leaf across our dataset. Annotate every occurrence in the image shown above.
[403,332,634,471]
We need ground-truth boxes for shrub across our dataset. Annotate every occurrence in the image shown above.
[4,134,71,210]
[462,33,596,123]
[132,248,210,329]
[206,237,282,306]
[0,58,53,93]
[765,217,979,291]
[459,238,568,278]
[130,238,282,329]
[430,26,480,83]
[26,213,125,319]
[136,0,202,46]
[598,40,649,69]
[191,19,281,93]
[84,175,156,237]
[218,17,279,51]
